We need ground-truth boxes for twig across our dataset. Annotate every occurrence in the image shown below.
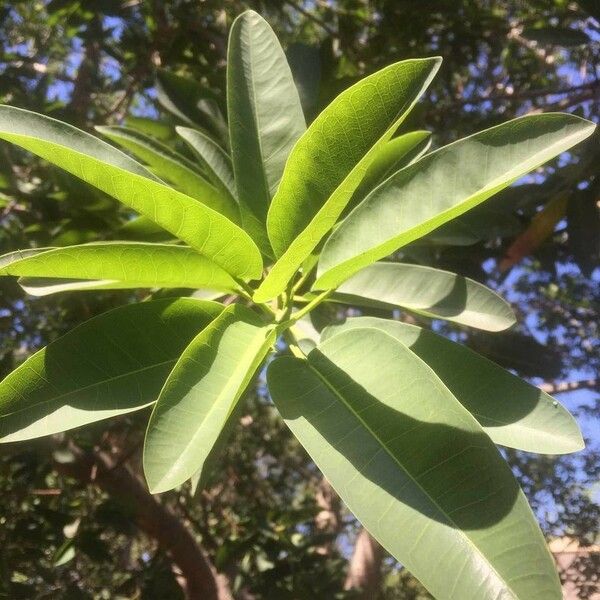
[539,379,598,394]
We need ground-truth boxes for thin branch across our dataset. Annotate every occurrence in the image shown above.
[284,0,337,37]
[453,80,600,108]
[539,379,599,395]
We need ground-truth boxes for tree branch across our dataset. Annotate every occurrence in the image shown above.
[54,440,233,600]
[539,379,598,395]
[344,527,384,598]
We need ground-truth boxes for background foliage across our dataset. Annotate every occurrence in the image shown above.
[0,1,598,598]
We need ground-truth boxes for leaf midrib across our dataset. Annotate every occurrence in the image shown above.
[1,359,174,419]
[319,121,592,284]
[307,329,520,600]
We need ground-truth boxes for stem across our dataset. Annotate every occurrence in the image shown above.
[288,289,333,324]
[282,328,305,358]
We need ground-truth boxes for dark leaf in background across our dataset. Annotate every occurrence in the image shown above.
[468,330,563,380]
[567,188,600,277]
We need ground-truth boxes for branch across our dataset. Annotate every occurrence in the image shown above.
[451,80,600,108]
[284,0,337,37]
[539,379,599,395]
[54,440,233,600]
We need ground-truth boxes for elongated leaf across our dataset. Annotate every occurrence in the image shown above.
[227,10,306,255]
[0,242,238,292]
[144,304,276,493]
[321,317,583,453]
[268,328,561,600]
[316,113,595,289]
[0,105,262,280]
[96,126,238,222]
[331,262,515,331]
[256,57,441,301]
[0,299,223,442]
[176,126,237,199]
[349,130,431,209]
[0,247,49,268]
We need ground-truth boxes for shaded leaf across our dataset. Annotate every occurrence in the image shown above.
[144,304,276,493]
[349,130,431,211]
[268,328,560,600]
[156,69,228,143]
[95,126,238,222]
[329,262,515,331]
[322,317,583,453]
[0,299,222,442]
[176,126,237,200]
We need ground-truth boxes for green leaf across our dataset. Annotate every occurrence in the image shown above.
[176,126,237,200]
[144,304,276,493]
[156,69,228,143]
[321,317,583,454]
[424,203,522,246]
[349,130,431,210]
[268,328,561,600]
[329,262,516,331]
[0,105,262,280]
[227,10,306,256]
[95,126,239,223]
[316,113,595,289]
[0,299,222,442]
[0,242,238,292]
[256,57,441,301]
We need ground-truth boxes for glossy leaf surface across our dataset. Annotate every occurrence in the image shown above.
[331,262,516,331]
[268,328,561,600]
[322,317,583,453]
[0,299,222,442]
[227,10,306,255]
[0,105,262,280]
[0,242,238,292]
[316,113,595,289]
[256,57,441,301]
[144,304,276,493]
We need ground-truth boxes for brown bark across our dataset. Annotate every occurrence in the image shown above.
[344,527,384,599]
[54,441,233,600]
